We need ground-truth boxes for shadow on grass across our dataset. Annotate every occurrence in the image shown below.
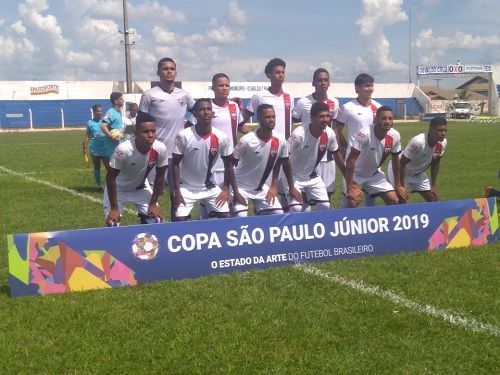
[0,283,11,297]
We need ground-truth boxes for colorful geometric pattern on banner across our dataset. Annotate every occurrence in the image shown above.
[7,198,498,297]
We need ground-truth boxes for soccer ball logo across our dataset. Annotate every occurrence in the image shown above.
[131,233,159,260]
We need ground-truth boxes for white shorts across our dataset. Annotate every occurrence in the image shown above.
[288,176,329,207]
[232,186,283,215]
[175,185,229,218]
[388,168,431,192]
[211,170,225,188]
[319,160,336,193]
[103,185,152,217]
[344,171,394,197]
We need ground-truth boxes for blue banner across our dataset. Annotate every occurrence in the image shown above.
[8,198,498,297]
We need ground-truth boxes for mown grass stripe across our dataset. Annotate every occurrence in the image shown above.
[0,164,136,215]
[295,263,500,337]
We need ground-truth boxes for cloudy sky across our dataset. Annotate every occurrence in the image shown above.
[1,0,499,86]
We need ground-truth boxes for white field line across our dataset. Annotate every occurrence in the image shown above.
[294,263,500,337]
[0,165,135,215]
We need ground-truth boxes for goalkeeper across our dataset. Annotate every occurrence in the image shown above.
[101,91,125,158]
[83,104,109,189]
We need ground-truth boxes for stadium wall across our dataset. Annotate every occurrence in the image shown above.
[0,81,423,129]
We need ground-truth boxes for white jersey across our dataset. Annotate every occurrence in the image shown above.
[139,86,195,158]
[288,125,338,182]
[188,100,243,172]
[110,139,168,191]
[337,98,381,144]
[348,125,401,178]
[246,89,294,139]
[173,126,232,189]
[402,133,447,175]
[293,93,340,162]
[234,131,288,191]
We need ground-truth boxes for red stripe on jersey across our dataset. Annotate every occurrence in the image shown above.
[370,102,378,123]
[228,103,238,146]
[377,134,394,169]
[256,136,280,191]
[283,93,291,139]
[326,98,335,127]
[310,132,329,178]
[204,134,219,188]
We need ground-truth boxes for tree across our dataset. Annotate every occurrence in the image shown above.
[457,88,472,100]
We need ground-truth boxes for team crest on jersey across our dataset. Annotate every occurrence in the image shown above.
[209,146,218,156]
[113,149,126,160]
[270,148,278,158]
[178,97,185,106]
[230,112,237,121]
[408,143,419,154]
[319,143,327,152]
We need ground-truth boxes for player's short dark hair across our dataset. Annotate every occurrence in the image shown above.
[265,58,286,74]
[128,102,138,110]
[110,92,123,104]
[135,111,156,128]
[212,73,230,86]
[157,57,176,70]
[430,116,447,127]
[376,106,393,117]
[354,73,374,86]
[310,101,330,118]
[257,104,274,118]
[193,98,212,111]
[91,104,102,112]
[313,68,329,83]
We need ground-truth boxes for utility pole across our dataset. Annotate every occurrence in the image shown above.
[408,5,412,83]
[121,0,134,93]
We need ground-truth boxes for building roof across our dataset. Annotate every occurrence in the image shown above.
[420,85,487,100]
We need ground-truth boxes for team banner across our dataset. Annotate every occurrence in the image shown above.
[417,64,492,75]
[8,198,498,297]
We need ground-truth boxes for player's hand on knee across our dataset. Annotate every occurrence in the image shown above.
[396,186,409,202]
[148,203,162,222]
[215,187,230,207]
[234,191,247,206]
[106,209,121,227]
[289,186,303,204]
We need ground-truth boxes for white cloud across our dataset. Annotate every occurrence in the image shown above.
[228,0,249,27]
[207,25,244,45]
[415,28,500,65]
[356,0,408,73]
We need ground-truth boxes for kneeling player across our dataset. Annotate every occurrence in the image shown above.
[287,101,345,212]
[343,106,407,208]
[233,104,302,216]
[172,99,243,221]
[388,116,447,202]
[104,112,168,226]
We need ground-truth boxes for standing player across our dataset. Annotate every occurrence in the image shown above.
[104,112,168,226]
[287,102,345,212]
[101,92,125,159]
[139,58,195,156]
[240,58,294,139]
[123,102,138,139]
[293,68,340,199]
[336,73,381,157]
[343,106,407,208]
[139,57,195,217]
[233,104,302,217]
[83,104,109,188]
[388,116,448,202]
[171,99,243,221]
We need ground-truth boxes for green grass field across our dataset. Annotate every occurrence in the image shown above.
[0,121,499,374]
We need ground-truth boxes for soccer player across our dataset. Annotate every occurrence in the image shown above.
[139,57,195,157]
[171,99,243,221]
[293,68,340,199]
[186,73,243,218]
[287,102,345,212]
[388,116,448,202]
[139,57,195,218]
[123,102,138,139]
[240,58,294,139]
[83,104,109,188]
[233,104,302,217]
[101,92,125,158]
[343,106,406,208]
[104,112,168,227]
[336,73,381,157]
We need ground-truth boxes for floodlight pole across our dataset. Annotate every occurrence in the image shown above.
[121,0,134,93]
[408,5,412,83]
